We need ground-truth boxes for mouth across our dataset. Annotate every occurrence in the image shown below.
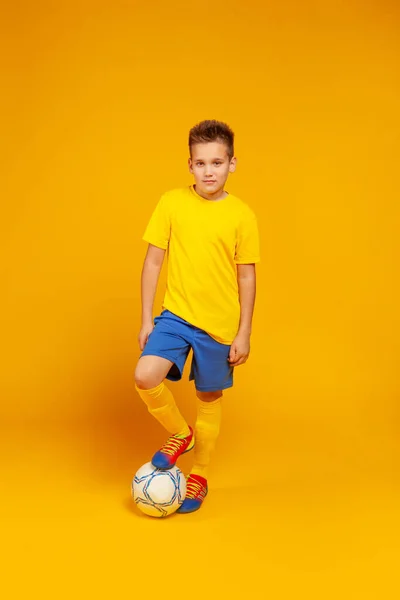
[203,180,216,184]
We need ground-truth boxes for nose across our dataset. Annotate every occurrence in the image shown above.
[204,164,213,177]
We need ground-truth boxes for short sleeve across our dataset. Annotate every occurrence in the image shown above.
[142,194,171,250]
[234,212,260,264]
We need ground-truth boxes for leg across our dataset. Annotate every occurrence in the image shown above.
[192,389,223,478]
[177,389,222,514]
[135,355,174,389]
[135,312,196,469]
[196,390,223,403]
[134,354,190,436]
[134,355,194,469]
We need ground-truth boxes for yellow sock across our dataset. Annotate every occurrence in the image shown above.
[135,382,190,438]
[191,397,222,479]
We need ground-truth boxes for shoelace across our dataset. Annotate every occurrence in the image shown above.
[186,478,203,499]
[160,435,186,457]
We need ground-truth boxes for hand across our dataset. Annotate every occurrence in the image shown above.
[138,322,154,351]
[228,332,250,367]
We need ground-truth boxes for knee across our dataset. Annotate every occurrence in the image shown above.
[196,390,223,402]
[134,364,162,390]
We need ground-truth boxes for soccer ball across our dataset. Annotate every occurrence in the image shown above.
[132,462,186,518]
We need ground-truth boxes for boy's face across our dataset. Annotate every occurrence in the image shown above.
[188,142,236,199]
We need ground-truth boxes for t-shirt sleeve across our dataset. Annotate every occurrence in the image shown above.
[142,194,171,250]
[234,211,261,264]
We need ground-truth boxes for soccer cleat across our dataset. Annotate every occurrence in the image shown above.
[151,426,194,470]
[177,473,208,513]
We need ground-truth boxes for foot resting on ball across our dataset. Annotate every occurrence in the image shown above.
[177,474,208,513]
[151,426,195,470]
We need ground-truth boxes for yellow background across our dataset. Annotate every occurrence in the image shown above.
[1,1,399,597]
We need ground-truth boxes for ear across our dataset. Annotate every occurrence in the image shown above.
[229,156,237,173]
[188,157,193,174]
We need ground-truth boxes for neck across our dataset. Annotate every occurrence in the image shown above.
[193,185,228,201]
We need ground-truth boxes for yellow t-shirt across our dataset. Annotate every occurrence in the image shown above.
[142,185,260,345]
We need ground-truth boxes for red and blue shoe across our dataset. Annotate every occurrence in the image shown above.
[177,474,208,513]
[151,426,194,470]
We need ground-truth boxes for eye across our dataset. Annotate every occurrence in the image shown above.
[214,162,222,166]
[196,162,204,166]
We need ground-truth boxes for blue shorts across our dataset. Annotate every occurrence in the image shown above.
[140,310,234,392]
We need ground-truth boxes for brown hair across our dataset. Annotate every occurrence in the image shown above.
[189,120,235,160]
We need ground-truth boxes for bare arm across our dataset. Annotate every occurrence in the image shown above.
[237,263,256,335]
[228,263,256,366]
[138,244,166,349]
[141,243,166,324]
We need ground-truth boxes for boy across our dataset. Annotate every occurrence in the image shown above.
[134,120,260,513]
